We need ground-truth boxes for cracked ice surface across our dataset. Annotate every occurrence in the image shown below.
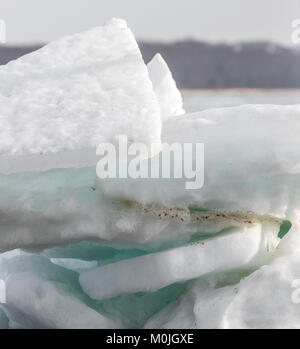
[0,18,299,329]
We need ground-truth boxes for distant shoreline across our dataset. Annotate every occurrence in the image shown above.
[2,41,300,89]
[181,88,300,93]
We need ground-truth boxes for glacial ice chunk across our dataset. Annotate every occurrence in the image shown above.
[2,273,118,329]
[1,167,281,252]
[147,53,185,121]
[79,221,280,300]
[145,226,300,329]
[0,18,298,329]
[98,104,300,223]
[0,18,161,174]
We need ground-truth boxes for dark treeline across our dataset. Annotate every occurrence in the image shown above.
[0,45,42,65]
[1,41,300,89]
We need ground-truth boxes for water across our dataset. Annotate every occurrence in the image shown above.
[182,89,300,113]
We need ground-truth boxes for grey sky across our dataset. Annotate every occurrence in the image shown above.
[1,0,300,45]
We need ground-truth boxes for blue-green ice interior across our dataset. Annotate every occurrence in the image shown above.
[0,166,98,209]
[0,166,292,327]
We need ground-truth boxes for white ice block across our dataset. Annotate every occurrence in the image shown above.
[145,226,300,329]
[97,104,300,222]
[2,273,118,329]
[147,53,185,121]
[0,18,161,174]
[79,221,280,300]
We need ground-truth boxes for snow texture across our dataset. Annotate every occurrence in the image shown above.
[147,53,185,121]
[97,104,300,222]
[0,18,161,174]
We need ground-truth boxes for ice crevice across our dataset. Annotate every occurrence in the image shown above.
[145,226,300,329]
[79,220,281,300]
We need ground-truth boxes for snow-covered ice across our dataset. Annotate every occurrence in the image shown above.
[97,104,300,223]
[0,17,299,329]
[147,53,185,121]
[2,273,118,329]
[0,18,161,174]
